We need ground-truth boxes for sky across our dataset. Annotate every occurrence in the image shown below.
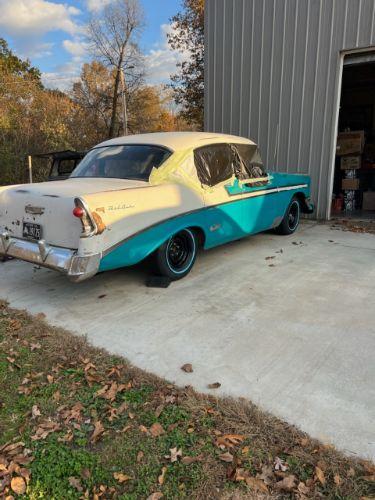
[0,0,185,90]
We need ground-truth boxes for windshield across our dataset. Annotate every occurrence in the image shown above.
[70,144,172,181]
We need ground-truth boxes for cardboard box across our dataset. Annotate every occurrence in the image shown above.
[336,131,365,156]
[340,156,361,170]
[362,191,375,211]
[342,178,360,190]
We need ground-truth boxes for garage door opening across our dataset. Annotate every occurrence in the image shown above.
[331,54,375,220]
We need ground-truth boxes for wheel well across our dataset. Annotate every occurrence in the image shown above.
[189,226,206,247]
[294,192,308,213]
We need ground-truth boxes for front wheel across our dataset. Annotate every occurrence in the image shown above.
[152,228,197,280]
[275,197,301,235]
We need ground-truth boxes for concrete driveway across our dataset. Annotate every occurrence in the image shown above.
[1,221,374,461]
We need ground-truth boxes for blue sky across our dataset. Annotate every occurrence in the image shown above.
[0,0,184,89]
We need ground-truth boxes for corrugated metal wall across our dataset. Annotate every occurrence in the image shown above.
[204,0,375,218]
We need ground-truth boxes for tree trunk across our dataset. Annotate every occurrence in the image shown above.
[108,67,121,138]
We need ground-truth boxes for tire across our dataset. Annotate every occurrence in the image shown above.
[152,228,197,280]
[275,196,301,235]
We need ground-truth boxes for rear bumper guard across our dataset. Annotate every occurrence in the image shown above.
[0,232,100,282]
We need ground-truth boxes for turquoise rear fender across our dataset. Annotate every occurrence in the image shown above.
[98,211,208,272]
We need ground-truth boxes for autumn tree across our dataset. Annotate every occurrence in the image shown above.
[87,0,145,138]
[168,0,204,129]
[0,38,41,81]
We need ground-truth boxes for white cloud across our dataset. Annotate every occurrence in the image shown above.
[144,24,189,85]
[0,0,81,36]
[63,39,89,58]
[86,0,112,12]
[42,71,80,92]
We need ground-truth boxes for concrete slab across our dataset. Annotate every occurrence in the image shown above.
[1,222,374,460]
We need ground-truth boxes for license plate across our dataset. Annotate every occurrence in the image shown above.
[23,222,42,240]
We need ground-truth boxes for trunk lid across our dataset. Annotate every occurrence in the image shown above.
[0,178,147,249]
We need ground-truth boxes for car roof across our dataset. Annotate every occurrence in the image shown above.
[95,132,256,152]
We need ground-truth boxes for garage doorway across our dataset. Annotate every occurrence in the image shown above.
[331,53,375,220]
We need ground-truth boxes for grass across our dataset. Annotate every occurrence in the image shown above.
[0,300,374,499]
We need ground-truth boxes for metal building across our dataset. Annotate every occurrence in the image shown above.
[204,0,375,219]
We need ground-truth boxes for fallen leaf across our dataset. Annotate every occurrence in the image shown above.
[139,425,149,434]
[31,405,41,419]
[154,405,164,418]
[68,476,83,492]
[181,454,203,465]
[245,476,269,493]
[218,452,234,463]
[147,493,163,500]
[315,466,326,485]
[149,423,165,437]
[52,390,61,401]
[113,472,131,483]
[334,474,341,486]
[30,343,41,351]
[158,466,167,485]
[169,447,182,463]
[181,363,193,373]
[216,434,245,449]
[257,465,274,486]
[297,482,310,494]
[10,476,26,495]
[46,374,54,384]
[275,474,297,491]
[207,382,221,389]
[274,456,288,472]
[90,421,104,443]
[347,467,355,477]
[137,451,144,463]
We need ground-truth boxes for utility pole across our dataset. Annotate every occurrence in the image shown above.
[119,65,134,136]
[119,69,128,136]
[27,155,33,183]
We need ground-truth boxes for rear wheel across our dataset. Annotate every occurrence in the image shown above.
[275,197,301,235]
[152,228,197,280]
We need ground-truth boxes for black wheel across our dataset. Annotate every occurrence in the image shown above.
[152,228,197,280]
[275,197,301,235]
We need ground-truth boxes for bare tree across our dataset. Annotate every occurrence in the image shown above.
[87,0,145,138]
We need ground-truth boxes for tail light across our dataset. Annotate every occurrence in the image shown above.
[73,198,96,237]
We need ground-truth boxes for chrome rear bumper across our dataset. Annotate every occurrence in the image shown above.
[0,232,100,282]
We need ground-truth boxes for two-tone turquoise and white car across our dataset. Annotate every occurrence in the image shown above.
[0,132,313,282]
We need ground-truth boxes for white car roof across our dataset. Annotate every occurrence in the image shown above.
[95,132,256,152]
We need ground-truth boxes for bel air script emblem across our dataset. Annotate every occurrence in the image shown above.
[107,203,135,211]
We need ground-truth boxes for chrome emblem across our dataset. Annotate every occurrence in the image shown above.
[25,204,45,215]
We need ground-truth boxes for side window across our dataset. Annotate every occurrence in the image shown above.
[234,144,266,181]
[194,144,235,187]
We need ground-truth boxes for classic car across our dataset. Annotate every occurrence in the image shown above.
[0,132,313,282]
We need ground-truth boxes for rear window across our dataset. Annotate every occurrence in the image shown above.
[194,144,235,187]
[71,145,171,181]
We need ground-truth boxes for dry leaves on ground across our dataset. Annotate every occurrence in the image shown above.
[113,472,131,483]
[207,382,221,389]
[181,363,193,373]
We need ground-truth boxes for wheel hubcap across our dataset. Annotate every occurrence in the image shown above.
[166,231,194,272]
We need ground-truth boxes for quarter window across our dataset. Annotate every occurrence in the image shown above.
[234,144,266,180]
[194,144,235,187]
